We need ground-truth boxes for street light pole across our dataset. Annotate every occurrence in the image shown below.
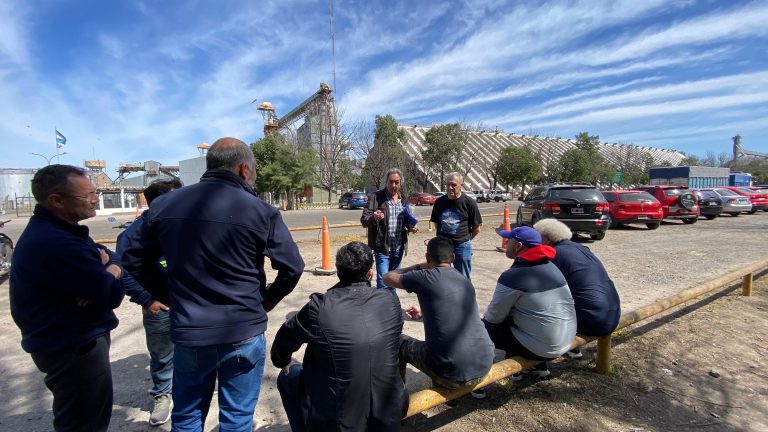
[30,152,67,165]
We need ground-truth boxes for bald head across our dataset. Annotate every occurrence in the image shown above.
[206,137,256,182]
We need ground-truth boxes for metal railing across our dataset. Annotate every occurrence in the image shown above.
[404,258,768,417]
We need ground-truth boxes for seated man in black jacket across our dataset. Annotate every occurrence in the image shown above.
[271,242,408,431]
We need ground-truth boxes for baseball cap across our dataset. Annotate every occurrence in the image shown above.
[497,226,541,247]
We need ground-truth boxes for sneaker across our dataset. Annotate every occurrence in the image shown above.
[566,348,583,359]
[527,363,551,378]
[470,388,486,399]
[149,394,173,426]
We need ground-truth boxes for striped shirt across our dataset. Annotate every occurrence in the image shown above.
[387,196,404,252]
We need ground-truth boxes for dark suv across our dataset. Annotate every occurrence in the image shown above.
[516,183,610,240]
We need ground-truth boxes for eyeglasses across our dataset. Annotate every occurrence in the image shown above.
[63,191,99,200]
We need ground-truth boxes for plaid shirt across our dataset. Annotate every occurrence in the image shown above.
[386,196,404,252]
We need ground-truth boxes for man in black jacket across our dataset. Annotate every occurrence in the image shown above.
[361,168,418,290]
[10,165,124,432]
[271,241,407,431]
[122,138,305,431]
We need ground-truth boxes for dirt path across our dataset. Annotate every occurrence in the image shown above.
[402,276,768,432]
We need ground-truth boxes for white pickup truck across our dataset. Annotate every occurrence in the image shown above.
[487,190,509,202]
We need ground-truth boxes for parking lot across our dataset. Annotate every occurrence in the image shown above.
[0,206,766,431]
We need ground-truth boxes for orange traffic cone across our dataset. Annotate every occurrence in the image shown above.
[314,216,337,275]
[497,202,511,252]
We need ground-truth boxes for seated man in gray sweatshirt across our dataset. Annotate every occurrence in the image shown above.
[482,226,577,383]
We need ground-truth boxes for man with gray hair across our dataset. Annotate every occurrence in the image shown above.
[533,219,620,358]
[361,168,418,290]
[123,137,305,431]
[430,172,482,278]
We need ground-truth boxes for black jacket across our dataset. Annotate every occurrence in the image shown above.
[122,169,304,347]
[10,205,124,353]
[271,281,408,431]
[360,189,409,254]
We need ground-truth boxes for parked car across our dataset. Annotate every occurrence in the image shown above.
[711,188,753,216]
[408,192,436,206]
[488,190,510,202]
[691,189,724,220]
[473,190,491,203]
[635,185,699,224]
[338,191,368,209]
[601,190,663,229]
[516,183,610,240]
[433,191,446,199]
[720,186,768,213]
[463,190,478,201]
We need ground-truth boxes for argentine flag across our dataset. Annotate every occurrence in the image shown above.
[55,130,67,146]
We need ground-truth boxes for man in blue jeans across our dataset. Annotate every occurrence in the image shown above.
[123,138,304,431]
[430,172,482,278]
[361,168,418,291]
[117,178,182,426]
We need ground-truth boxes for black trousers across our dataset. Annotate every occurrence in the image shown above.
[31,334,113,432]
[482,319,552,361]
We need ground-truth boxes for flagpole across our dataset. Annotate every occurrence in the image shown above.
[54,126,60,164]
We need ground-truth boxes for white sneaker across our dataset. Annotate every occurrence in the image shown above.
[566,348,583,359]
[149,394,173,426]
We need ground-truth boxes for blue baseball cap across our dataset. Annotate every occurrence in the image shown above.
[498,226,541,246]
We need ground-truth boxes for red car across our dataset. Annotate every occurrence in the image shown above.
[408,192,436,206]
[601,190,664,230]
[635,185,700,224]
[721,186,768,213]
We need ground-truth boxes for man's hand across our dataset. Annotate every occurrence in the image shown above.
[373,209,385,222]
[409,225,419,234]
[105,263,122,279]
[145,301,170,315]
[282,356,302,375]
[405,305,422,320]
[99,249,110,265]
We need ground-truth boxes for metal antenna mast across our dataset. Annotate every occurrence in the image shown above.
[328,0,336,95]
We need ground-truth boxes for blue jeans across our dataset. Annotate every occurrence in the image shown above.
[375,249,403,290]
[453,240,473,279]
[276,364,306,432]
[171,333,266,432]
[143,309,173,397]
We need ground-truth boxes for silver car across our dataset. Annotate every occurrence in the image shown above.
[710,188,752,216]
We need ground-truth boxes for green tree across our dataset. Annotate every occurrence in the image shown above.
[423,123,464,189]
[363,115,407,189]
[678,154,701,166]
[552,148,593,183]
[251,134,317,209]
[497,146,541,192]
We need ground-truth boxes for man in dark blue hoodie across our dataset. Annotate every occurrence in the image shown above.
[116,178,182,426]
[122,138,305,431]
[10,164,125,432]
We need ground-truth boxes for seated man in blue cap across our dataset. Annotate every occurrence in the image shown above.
[480,226,577,382]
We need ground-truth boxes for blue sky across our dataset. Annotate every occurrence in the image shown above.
[2,0,767,172]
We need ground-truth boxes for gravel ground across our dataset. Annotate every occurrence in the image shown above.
[0,211,766,431]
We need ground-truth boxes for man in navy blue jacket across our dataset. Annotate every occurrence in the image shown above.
[116,178,181,426]
[10,164,124,432]
[122,137,305,431]
[534,219,621,358]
